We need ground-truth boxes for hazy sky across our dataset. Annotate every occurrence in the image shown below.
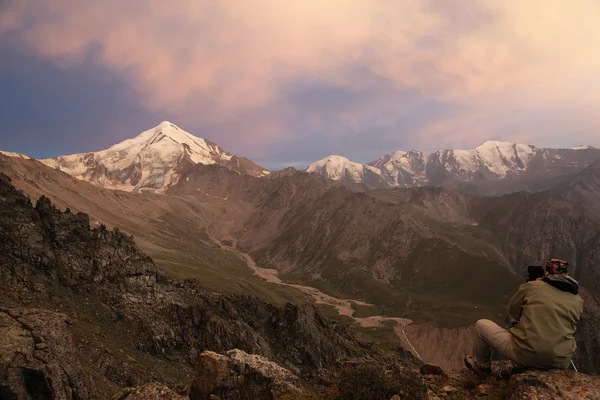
[2,1,600,169]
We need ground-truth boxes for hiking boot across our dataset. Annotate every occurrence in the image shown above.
[464,355,492,377]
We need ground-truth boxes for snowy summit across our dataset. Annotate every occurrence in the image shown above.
[41,121,269,192]
[306,155,380,181]
[307,140,600,191]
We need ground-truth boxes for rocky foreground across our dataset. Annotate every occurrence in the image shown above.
[1,173,599,399]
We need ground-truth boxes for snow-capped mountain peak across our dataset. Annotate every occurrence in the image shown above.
[307,141,600,194]
[471,141,535,175]
[572,145,599,150]
[107,121,232,165]
[40,122,267,192]
[306,155,381,183]
[0,151,32,160]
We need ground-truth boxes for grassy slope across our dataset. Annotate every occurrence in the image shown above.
[0,156,311,308]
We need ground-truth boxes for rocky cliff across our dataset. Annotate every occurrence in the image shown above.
[0,173,415,398]
[3,155,600,390]
[187,348,600,400]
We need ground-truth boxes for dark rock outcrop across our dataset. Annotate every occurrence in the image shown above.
[0,307,98,400]
[0,173,413,397]
[574,289,600,374]
[508,369,600,400]
[423,363,600,400]
[190,351,432,400]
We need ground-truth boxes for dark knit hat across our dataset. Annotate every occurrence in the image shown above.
[546,259,569,275]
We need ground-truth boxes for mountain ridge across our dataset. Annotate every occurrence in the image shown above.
[0,172,416,398]
[308,140,600,195]
[3,121,599,196]
[38,121,270,193]
[2,149,600,375]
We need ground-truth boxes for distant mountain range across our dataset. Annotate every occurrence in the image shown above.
[308,142,600,195]
[4,121,597,196]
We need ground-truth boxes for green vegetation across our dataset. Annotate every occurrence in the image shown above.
[155,249,311,307]
[354,324,399,344]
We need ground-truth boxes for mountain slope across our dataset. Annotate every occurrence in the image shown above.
[3,153,600,374]
[0,154,308,307]
[6,152,600,325]
[40,121,269,192]
[469,190,600,288]
[308,141,600,195]
[561,158,600,215]
[0,173,411,397]
[231,173,600,325]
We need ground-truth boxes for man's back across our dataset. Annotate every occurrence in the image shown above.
[509,278,583,369]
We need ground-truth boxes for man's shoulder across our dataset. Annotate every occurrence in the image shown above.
[520,280,554,298]
[520,280,544,289]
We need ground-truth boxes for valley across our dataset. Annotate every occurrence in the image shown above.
[5,1,600,396]
[2,122,600,380]
[223,238,424,362]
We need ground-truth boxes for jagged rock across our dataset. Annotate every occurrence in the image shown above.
[0,173,413,397]
[508,369,600,400]
[189,349,304,400]
[424,367,600,400]
[114,383,187,399]
[0,307,98,400]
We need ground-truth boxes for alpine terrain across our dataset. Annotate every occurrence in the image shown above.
[307,142,600,195]
[39,121,270,193]
[2,122,600,399]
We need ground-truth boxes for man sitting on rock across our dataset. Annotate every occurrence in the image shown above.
[465,259,583,374]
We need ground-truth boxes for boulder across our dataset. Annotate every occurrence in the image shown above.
[189,349,304,400]
[0,307,98,400]
[508,369,600,400]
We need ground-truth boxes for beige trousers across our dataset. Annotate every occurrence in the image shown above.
[473,319,521,368]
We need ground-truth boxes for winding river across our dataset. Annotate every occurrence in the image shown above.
[231,247,423,361]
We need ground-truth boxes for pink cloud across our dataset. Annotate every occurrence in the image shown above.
[3,0,600,155]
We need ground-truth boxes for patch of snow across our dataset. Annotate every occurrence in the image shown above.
[472,141,535,175]
[572,145,599,150]
[306,155,380,182]
[388,150,408,162]
[369,150,430,185]
[474,141,510,175]
[0,151,32,160]
[305,139,597,188]
[449,149,477,171]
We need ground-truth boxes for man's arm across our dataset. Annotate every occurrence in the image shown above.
[509,283,528,321]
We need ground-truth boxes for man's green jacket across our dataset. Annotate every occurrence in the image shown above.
[509,276,583,369]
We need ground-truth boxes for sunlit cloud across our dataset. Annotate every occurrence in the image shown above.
[2,0,600,166]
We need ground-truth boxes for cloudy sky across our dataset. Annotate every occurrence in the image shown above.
[1,0,600,169]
